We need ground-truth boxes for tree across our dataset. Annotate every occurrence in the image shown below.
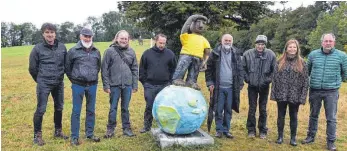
[308,2,347,52]
[118,1,274,53]
[84,16,104,42]
[58,21,76,43]
[1,22,10,47]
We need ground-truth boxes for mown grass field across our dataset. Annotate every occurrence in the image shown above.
[1,40,347,151]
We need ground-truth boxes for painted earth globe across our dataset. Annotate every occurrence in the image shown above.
[152,85,207,134]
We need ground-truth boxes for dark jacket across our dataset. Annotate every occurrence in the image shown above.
[65,41,101,86]
[101,43,138,90]
[29,39,67,85]
[205,44,244,113]
[270,58,309,104]
[139,46,176,85]
[242,48,276,87]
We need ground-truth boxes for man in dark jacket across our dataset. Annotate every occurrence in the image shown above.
[29,23,69,146]
[205,34,244,138]
[243,35,276,139]
[138,34,177,133]
[102,30,138,138]
[65,28,101,145]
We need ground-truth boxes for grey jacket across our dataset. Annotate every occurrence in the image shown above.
[242,48,276,87]
[65,41,101,86]
[29,40,67,85]
[101,44,138,89]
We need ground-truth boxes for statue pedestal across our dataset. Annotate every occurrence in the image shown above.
[151,128,214,149]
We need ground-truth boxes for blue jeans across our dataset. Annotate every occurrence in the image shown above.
[307,89,339,142]
[172,55,201,83]
[70,84,97,139]
[107,86,132,130]
[34,82,64,133]
[215,87,233,133]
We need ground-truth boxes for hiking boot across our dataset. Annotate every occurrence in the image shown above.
[259,133,267,139]
[223,132,234,139]
[302,136,315,144]
[33,132,45,146]
[104,129,115,139]
[215,132,222,138]
[140,127,151,133]
[123,128,136,137]
[70,138,80,146]
[290,137,297,146]
[86,135,100,142]
[54,129,69,140]
[248,132,256,138]
[172,79,186,87]
[327,141,336,151]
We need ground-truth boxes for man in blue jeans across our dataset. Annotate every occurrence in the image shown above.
[205,34,244,138]
[102,30,138,138]
[302,33,347,151]
[65,28,101,145]
[29,23,69,146]
[138,34,177,133]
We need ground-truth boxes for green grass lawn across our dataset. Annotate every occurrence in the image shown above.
[1,40,347,151]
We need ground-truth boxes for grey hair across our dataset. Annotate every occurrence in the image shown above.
[221,34,233,42]
[320,33,336,42]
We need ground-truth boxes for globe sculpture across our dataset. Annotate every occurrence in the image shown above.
[152,85,207,134]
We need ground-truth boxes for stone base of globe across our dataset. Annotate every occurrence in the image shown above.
[151,128,214,149]
[152,85,208,135]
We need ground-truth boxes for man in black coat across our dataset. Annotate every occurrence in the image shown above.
[205,34,244,138]
[138,34,177,133]
[29,23,69,146]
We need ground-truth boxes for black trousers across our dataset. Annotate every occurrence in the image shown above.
[143,83,167,128]
[246,86,269,134]
[277,101,299,137]
[33,82,64,133]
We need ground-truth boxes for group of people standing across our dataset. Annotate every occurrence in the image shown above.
[28,22,346,151]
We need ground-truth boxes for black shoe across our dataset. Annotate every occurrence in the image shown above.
[327,141,336,151]
[276,137,283,144]
[248,132,255,138]
[140,127,151,133]
[86,135,101,142]
[223,132,234,139]
[33,132,45,146]
[70,138,80,146]
[290,138,297,146]
[123,128,136,137]
[302,136,315,144]
[215,132,222,138]
[54,129,69,140]
[259,133,267,139]
[104,129,115,139]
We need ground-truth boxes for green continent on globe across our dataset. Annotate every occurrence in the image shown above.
[188,99,198,108]
[157,106,181,134]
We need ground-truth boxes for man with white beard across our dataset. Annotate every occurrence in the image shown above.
[65,28,102,146]
[205,34,244,138]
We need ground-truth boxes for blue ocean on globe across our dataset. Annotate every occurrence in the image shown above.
[152,85,207,134]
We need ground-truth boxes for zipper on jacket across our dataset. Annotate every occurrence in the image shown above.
[321,55,327,89]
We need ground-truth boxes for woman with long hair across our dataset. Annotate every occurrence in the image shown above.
[270,39,309,146]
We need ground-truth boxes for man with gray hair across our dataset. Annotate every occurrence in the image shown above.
[65,27,101,145]
[205,34,244,138]
[242,35,276,139]
[302,33,347,151]
[102,30,138,138]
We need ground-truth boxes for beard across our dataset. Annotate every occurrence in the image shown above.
[222,44,232,51]
[81,40,93,48]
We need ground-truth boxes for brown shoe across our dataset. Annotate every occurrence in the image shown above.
[54,129,69,140]
[33,132,45,146]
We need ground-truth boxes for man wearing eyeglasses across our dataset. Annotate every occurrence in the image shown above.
[302,33,347,151]
[242,35,276,139]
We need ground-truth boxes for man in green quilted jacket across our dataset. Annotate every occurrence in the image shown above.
[302,33,347,151]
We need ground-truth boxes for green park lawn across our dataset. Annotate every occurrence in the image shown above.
[1,40,347,151]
